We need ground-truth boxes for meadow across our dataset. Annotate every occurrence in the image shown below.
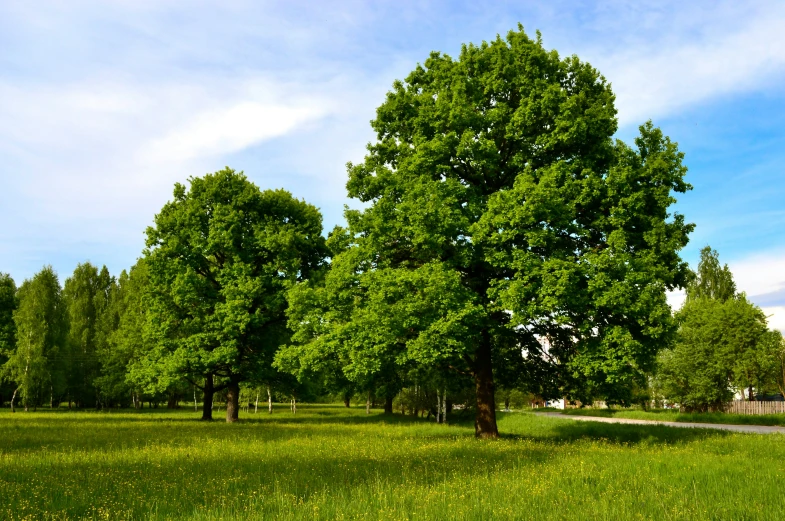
[560,407,785,426]
[2,405,785,521]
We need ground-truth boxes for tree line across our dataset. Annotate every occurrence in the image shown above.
[1,27,780,436]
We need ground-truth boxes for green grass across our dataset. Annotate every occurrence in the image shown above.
[2,405,785,520]
[560,407,785,426]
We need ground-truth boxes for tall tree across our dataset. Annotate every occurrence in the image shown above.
[3,267,67,411]
[95,261,151,407]
[138,168,327,422]
[321,27,692,437]
[0,273,17,405]
[685,246,736,303]
[62,263,113,408]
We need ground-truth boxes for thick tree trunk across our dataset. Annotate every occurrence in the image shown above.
[343,392,351,408]
[748,385,755,401]
[201,374,214,421]
[267,387,272,414]
[225,378,240,423]
[473,336,499,438]
[384,395,394,415]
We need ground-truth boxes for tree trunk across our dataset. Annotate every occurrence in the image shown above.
[748,385,755,401]
[366,391,371,414]
[255,391,259,413]
[343,392,351,408]
[436,390,441,423]
[292,397,296,414]
[10,387,18,413]
[225,378,240,423]
[473,335,499,438]
[384,394,394,415]
[267,387,272,414]
[201,374,214,421]
[504,397,510,411]
[446,398,453,414]
[442,388,447,422]
[194,387,198,412]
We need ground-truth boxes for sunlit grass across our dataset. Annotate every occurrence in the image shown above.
[1,405,784,520]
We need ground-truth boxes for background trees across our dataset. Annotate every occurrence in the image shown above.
[3,267,67,411]
[137,168,327,422]
[0,273,17,405]
[657,247,776,411]
[62,262,113,408]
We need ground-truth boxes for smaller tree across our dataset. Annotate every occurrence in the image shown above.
[657,246,770,411]
[138,168,327,422]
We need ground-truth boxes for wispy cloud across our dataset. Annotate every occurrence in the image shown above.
[586,2,785,126]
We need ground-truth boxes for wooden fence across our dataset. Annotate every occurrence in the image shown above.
[725,400,785,415]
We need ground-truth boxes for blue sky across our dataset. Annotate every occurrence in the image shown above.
[2,1,785,327]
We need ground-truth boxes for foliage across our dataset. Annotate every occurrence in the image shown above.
[137,167,327,421]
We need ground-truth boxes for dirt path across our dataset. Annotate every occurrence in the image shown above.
[535,411,785,435]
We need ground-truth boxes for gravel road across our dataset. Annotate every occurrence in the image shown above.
[535,411,785,435]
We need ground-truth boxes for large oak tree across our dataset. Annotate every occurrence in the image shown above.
[296,27,693,437]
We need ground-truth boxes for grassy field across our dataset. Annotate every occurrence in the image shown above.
[2,406,785,520]
[560,407,785,426]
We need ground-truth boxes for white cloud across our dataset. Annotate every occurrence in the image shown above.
[592,4,785,126]
[762,306,785,332]
[666,289,686,312]
[144,100,327,163]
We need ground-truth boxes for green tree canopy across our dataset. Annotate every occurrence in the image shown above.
[138,168,327,422]
[281,27,693,437]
